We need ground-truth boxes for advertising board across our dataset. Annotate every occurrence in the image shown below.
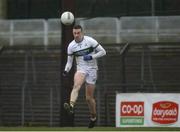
[116,93,180,127]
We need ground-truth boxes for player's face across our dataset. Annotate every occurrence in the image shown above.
[73,28,83,43]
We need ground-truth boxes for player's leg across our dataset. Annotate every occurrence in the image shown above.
[85,69,97,128]
[86,83,96,117]
[70,71,85,106]
[86,83,97,128]
[64,71,86,114]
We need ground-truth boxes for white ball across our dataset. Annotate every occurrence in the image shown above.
[60,11,74,25]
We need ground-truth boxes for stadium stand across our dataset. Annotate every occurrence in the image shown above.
[0,16,180,126]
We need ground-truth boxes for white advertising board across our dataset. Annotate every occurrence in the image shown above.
[116,93,180,127]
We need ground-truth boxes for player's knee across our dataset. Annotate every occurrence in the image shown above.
[86,96,93,102]
[86,96,90,102]
[73,84,81,90]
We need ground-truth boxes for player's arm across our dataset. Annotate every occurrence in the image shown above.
[91,44,106,59]
[83,44,106,61]
[63,44,74,76]
[63,55,73,76]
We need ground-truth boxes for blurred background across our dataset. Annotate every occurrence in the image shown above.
[0,0,180,127]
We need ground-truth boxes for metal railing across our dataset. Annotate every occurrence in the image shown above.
[1,16,180,46]
[1,43,180,126]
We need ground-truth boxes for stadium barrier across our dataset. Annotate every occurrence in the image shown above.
[116,93,180,127]
[1,16,180,46]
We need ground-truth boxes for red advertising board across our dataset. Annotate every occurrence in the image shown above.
[121,101,144,116]
[152,101,178,124]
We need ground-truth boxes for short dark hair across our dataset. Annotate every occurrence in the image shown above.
[73,25,83,31]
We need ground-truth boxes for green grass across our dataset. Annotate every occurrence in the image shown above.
[0,127,180,131]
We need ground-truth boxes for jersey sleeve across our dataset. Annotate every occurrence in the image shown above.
[91,44,106,59]
[87,36,106,59]
[64,43,74,72]
[64,55,73,72]
[67,44,73,56]
[88,37,99,48]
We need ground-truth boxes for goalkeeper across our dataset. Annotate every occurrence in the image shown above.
[63,25,106,128]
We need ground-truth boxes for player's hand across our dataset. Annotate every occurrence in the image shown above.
[83,55,92,61]
[63,71,68,76]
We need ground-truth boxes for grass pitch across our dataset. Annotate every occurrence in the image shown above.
[0,127,180,131]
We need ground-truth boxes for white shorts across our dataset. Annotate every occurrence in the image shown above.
[77,68,97,85]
